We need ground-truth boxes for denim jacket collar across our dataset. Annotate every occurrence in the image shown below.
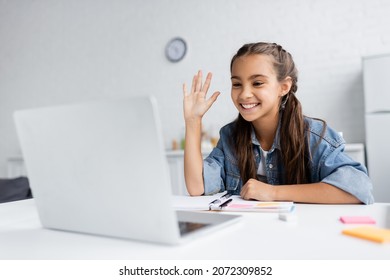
[250,115,282,153]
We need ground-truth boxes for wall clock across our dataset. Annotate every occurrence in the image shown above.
[165,37,187,62]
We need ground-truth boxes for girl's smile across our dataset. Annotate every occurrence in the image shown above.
[240,103,260,109]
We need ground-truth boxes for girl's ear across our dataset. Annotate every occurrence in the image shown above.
[280,76,293,96]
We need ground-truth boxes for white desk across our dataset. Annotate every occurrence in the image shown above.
[0,199,389,260]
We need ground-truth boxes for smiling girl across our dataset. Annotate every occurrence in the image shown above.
[183,42,374,204]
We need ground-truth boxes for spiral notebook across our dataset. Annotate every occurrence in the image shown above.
[173,192,294,213]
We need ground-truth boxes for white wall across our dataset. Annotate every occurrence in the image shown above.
[1,0,390,177]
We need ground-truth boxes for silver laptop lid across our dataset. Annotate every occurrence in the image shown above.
[14,96,181,244]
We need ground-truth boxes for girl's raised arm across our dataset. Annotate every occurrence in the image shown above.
[183,70,220,196]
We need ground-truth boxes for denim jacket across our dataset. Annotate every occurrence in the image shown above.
[203,117,374,204]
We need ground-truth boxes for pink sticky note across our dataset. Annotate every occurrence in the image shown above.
[339,216,376,224]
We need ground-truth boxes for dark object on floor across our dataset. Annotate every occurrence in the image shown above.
[0,177,32,203]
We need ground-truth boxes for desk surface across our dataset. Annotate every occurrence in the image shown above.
[0,198,389,260]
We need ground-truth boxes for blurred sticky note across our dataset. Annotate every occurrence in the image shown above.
[342,226,390,243]
[340,216,376,224]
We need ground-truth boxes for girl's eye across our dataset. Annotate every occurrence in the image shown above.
[232,83,241,88]
[253,81,263,87]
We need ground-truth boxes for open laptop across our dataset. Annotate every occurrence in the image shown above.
[13,96,240,245]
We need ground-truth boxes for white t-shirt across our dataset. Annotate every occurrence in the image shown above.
[257,148,268,183]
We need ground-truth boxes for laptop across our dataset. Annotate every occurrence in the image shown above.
[13,96,240,245]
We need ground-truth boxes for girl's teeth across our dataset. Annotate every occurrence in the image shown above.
[242,103,258,109]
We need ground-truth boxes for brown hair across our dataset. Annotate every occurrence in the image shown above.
[230,42,313,185]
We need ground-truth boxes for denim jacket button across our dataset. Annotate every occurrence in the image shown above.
[269,164,273,169]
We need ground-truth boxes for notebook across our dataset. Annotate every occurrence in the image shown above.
[173,192,294,212]
[13,96,240,245]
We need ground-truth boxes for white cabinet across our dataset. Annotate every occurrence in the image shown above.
[6,156,26,179]
[344,143,366,167]
[363,54,390,202]
[166,150,211,195]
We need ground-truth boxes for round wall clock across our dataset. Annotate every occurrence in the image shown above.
[165,37,187,62]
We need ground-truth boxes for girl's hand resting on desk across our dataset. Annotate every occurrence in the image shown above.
[183,70,220,122]
[240,179,277,201]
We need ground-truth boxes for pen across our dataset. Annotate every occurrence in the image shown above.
[209,198,220,205]
[218,198,233,209]
[208,192,232,210]
[220,192,232,200]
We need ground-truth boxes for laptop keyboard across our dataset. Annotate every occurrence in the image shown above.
[178,221,210,236]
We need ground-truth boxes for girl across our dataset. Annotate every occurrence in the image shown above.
[183,42,374,204]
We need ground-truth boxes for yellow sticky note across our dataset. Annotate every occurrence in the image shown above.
[255,202,280,207]
[342,226,390,243]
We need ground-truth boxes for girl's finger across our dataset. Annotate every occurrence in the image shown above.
[202,72,213,94]
[195,70,203,92]
[240,184,246,198]
[206,91,220,107]
[191,74,197,94]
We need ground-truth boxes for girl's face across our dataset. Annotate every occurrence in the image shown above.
[231,54,290,124]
